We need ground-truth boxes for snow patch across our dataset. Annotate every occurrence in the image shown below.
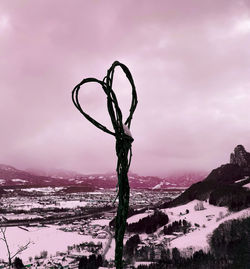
[21,187,64,193]
[11,178,27,183]
[152,182,163,189]
[127,212,153,224]
[134,262,156,268]
[243,182,250,189]
[235,176,249,183]
[90,219,110,226]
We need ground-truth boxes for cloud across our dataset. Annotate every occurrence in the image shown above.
[0,0,250,175]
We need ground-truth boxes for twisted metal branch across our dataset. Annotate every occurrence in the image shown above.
[72,61,138,269]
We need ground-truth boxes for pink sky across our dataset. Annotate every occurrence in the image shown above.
[0,0,250,176]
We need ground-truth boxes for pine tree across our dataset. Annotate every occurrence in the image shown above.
[13,257,25,269]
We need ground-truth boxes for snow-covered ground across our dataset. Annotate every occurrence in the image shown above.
[57,200,88,209]
[134,261,156,268]
[153,182,165,189]
[161,200,228,226]
[105,235,131,261]
[11,179,27,183]
[170,207,250,253]
[12,200,87,211]
[0,225,106,263]
[159,200,250,255]
[122,200,250,261]
[235,176,249,183]
[90,219,110,226]
[243,182,250,189]
[105,238,115,261]
[86,192,104,195]
[20,187,65,193]
[107,200,245,261]
[105,201,250,262]
[3,213,43,220]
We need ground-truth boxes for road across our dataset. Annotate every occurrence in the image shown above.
[0,208,117,228]
[102,228,113,259]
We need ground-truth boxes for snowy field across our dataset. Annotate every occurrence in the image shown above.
[20,187,65,193]
[160,200,250,254]
[0,225,106,263]
[90,219,111,226]
[3,213,43,220]
[161,200,228,226]
[12,200,88,211]
[127,210,154,224]
[105,238,115,261]
[243,182,250,189]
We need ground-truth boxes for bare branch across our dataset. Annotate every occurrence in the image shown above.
[0,226,7,234]
[11,241,31,260]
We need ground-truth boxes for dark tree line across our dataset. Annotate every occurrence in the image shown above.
[163,219,191,235]
[124,234,141,259]
[78,254,103,269]
[109,207,147,229]
[135,245,155,262]
[136,249,234,269]
[209,216,250,267]
[209,184,250,211]
[127,210,169,234]
[13,257,25,269]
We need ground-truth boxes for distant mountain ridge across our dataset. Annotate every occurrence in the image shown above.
[161,145,250,210]
[0,163,93,188]
[0,163,206,190]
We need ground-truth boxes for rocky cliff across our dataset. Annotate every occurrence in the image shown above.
[230,144,250,174]
[161,145,250,210]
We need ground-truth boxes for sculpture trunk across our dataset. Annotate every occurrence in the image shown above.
[115,137,131,269]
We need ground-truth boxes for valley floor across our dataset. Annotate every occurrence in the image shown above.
[0,189,249,268]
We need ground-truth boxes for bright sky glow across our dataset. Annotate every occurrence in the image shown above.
[0,15,9,30]
[235,18,250,33]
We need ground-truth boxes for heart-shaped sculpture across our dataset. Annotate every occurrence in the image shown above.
[72,61,138,269]
[72,61,137,136]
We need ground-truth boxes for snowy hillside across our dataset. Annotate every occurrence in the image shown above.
[131,200,250,257]
[161,200,250,253]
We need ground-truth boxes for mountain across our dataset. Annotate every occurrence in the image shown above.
[127,172,205,189]
[25,168,80,179]
[0,164,205,190]
[0,164,93,189]
[161,145,250,210]
[163,171,207,187]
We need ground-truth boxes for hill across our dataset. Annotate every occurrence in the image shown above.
[160,145,250,210]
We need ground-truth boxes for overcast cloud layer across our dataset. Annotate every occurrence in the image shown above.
[0,0,250,176]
